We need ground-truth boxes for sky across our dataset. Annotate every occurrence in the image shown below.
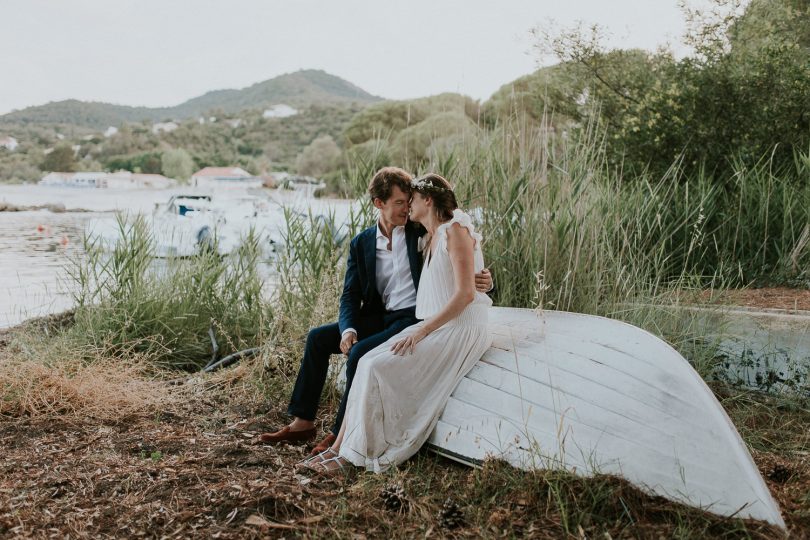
[0,0,708,115]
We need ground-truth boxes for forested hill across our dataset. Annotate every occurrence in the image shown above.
[0,70,382,129]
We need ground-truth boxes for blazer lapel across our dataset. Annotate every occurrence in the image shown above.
[363,226,377,298]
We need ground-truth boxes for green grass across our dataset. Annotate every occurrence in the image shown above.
[63,214,271,370]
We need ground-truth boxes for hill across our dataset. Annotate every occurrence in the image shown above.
[0,70,381,129]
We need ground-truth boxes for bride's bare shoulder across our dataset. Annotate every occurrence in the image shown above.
[444,221,475,250]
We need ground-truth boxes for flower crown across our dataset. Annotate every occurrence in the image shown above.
[411,177,449,192]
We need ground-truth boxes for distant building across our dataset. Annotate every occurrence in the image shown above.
[0,136,18,151]
[39,172,107,188]
[104,126,119,138]
[100,171,176,189]
[151,121,179,134]
[226,118,242,128]
[39,171,175,189]
[191,166,262,189]
[263,104,298,119]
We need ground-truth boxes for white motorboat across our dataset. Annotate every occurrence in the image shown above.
[427,307,785,528]
[149,193,285,257]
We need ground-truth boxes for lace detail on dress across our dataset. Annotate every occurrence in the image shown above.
[437,209,483,253]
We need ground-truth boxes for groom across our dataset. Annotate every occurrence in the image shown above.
[258,167,493,454]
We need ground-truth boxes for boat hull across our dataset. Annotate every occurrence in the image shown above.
[427,307,785,528]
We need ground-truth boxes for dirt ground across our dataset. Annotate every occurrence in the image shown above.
[0,290,808,538]
[704,287,810,312]
[0,386,807,539]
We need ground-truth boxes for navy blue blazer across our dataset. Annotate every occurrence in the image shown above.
[338,220,425,335]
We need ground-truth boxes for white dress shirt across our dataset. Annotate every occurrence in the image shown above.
[342,222,417,339]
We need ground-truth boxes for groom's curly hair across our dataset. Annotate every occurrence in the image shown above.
[368,167,413,202]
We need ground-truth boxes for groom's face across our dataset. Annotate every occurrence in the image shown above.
[374,186,411,229]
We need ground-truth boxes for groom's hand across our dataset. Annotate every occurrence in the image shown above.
[340,331,358,354]
[475,268,493,293]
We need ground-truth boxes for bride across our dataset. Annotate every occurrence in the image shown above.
[304,173,492,473]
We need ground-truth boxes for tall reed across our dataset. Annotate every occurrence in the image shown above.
[65,214,270,370]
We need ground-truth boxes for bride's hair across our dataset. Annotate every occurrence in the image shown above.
[411,173,457,221]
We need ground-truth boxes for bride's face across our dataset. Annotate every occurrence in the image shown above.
[409,192,430,223]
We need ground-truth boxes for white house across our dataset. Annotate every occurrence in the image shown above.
[191,166,262,189]
[263,104,298,119]
[104,126,119,138]
[0,136,18,151]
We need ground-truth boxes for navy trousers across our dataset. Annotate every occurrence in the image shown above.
[287,308,419,435]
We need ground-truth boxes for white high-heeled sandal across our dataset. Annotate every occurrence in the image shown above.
[296,448,338,471]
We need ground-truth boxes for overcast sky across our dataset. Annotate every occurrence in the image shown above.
[0,0,709,115]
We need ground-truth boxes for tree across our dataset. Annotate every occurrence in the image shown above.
[40,145,77,172]
[531,0,810,178]
[295,135,342,177]
[390,112,478,166]
[161,148,194,181]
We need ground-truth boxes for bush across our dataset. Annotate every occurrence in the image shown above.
[295,135,341,177]
[161,148,194,181]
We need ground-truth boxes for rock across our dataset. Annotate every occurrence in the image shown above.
[46,203,66,213]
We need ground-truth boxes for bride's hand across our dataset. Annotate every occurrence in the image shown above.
[391,327,429,356]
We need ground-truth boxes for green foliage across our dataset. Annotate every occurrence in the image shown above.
[390,111,478,167]
[481,64,579,127]
[0,150,41,182]
[342,93,479,147]
[530,0,810,177]
[104,151,163,174]
[425,116,809,312]
[0,103,362,183]
[40,144,77,172]
[160,148,194,181]
[295,135,341,177]
[162,104,361,172]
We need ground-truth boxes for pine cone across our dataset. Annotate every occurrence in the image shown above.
[438,497,465,529]
[767,464,792,483]
[379,483,409,511]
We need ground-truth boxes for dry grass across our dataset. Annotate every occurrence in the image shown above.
[1,311,808,538]
[0,371,805,539]
[0,357,174,420]
[0,314,179,421]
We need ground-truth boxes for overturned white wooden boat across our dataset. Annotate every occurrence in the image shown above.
[427,307,785,529]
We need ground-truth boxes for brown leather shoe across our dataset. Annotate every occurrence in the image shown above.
[310,433,337,456]
[256,426,316,445]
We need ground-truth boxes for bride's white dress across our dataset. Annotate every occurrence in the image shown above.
[339,209,493,472]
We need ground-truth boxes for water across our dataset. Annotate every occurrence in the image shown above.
[0,210,101,327]
[0,184,357,328]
